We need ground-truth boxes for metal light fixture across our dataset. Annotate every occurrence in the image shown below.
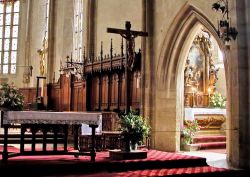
[212,0,238,47]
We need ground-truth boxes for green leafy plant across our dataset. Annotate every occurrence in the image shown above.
[181,120,200,145]
[119,110,150,146]
[209,92,226,108]
[0,83,24,111]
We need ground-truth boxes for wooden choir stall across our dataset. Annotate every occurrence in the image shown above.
[17,33,144,152]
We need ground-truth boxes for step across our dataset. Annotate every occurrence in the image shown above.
[87,166,244,177]
[196,130,225,135]
[196,142,226,150]
[193,135,226,143]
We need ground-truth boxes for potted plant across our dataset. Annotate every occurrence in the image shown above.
[181,120,200,151]
[119,110,150,151]
[0,83,24,111]
[209,91,226,108]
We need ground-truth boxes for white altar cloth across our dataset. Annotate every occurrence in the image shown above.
[2,111,102,125]
[184,108,226,121]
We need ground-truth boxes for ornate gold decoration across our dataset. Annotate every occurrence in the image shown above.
[195,114,226,130]
[184,30,220,107]
[37,37,48,76]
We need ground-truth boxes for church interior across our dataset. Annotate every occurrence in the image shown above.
[0,0,250,176]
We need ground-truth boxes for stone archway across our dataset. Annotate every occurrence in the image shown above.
[152,3,231,155]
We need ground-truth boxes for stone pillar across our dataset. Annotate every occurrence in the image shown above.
[140,0,146,115]
[23,0,32,85]
[144,0,155,148]
[86,0,96,58]
[47,0,55,83]
[232,0,250,168]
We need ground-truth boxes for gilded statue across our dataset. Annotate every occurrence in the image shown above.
[184,58,195,86]
[37,37,47,76]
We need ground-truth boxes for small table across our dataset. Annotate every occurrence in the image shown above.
[1,111,102,162]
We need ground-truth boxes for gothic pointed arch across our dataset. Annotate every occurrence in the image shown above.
[157,2,225,96]
[151,2,230,152]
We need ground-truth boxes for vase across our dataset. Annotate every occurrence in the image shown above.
[123,139,131,152]
[130,142,138,151]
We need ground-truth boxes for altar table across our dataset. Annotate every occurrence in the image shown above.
[1,111,102,162]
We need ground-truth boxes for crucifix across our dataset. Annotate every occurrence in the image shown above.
[107,21,148,113]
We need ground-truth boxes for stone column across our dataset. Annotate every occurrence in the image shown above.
[23,0,32,85]
[144,0,155,147]
[47,0,55,83]
[86,0,96,59]
[233,0,250,168]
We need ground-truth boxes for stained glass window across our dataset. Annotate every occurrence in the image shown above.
[0,1,20,74]
[73,0,83,62]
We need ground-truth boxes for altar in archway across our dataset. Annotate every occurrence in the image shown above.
[184,108,226,131]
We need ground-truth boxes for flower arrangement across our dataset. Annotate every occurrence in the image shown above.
[181,120,200,145]
[209,91,226,108]
[0,83,24,111]
[119,110,150,150]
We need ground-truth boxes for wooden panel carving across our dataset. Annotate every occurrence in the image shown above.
[91,76,100,110]
[60,74,71,111]
[102,112,120,131]
[195,114,226,130]
[101,75,109,110]
[19,87,39,109]
[120,73,125,111]
[131,72,140,110]
[72,80,86,112]
[110,74,119,110]
[49,82,61,111]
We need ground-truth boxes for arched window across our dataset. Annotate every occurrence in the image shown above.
[73,0,83,61]
[0,1,20,74]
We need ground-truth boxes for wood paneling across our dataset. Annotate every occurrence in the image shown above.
[60,74,71,111]
[19,87,39,109]
[72,81,86,111]
[101,75,109,110]
[110,74,119,110]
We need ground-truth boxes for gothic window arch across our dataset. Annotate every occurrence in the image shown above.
[0,1,20,74]
[73,0,83,61]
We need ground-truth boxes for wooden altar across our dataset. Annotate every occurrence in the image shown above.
[1,111,101,162]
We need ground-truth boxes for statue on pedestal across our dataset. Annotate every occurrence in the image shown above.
[37,37,47,76]
[184,58,195,87]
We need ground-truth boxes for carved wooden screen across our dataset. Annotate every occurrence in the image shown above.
[91,76,100,110]
[101,75,109,110]
[131,72,141,109]
[120,73,125,110]
[72,80,86,111]
[19,87,39,109]
[50,83,60,111]
[110,73,119,110]
[60,74,71,111]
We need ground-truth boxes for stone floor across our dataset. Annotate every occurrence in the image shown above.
[178,149,239,170]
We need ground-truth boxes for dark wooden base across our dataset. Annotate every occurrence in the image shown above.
[109,149,147,160]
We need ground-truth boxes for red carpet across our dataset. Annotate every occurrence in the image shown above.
[0,146,247,177]
[191,135,226,150]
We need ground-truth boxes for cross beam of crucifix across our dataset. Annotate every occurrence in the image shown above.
[107,21,148,70]
[107,21,148,113]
